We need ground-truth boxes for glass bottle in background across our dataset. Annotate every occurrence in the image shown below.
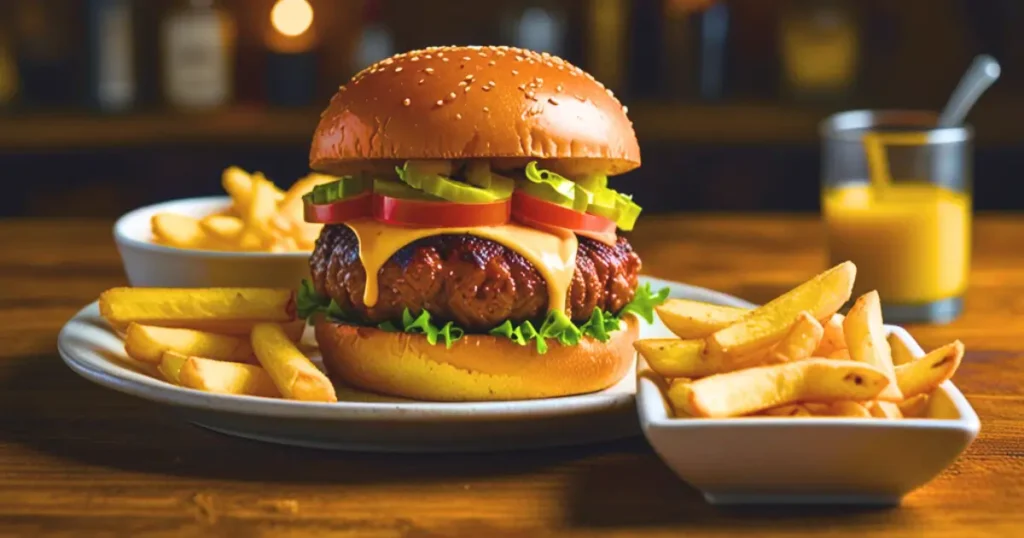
[697,0,729,100]
[585,0,626,93]
[87,0,136,112]
[0,24,18,109]
[779,0,859,101]
[160,0,235,110]
[353,0,394,72]
[509,2,567,58]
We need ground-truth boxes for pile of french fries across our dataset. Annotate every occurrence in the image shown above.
[151,166,336,252]
[99,287,338,403]
[635,261,964,419]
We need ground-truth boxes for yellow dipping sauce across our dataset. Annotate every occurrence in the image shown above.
[823,182,971,304]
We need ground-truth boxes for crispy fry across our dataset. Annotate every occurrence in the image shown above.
[151,213,212,249]
[843,290,903,402]
[272,173,333,246]
[770,311,824,362]
[158,352,187,384]
[99,288,296,330]
[169,352,280,397]
[815,314,847,356]
[758,404,812,417]
[667,358,890,418]
[199,215,245,242]
[888,333,918,366]
[867,400,903,419]
[124,323,254,364]
[895,340,964,398]
[245,173,281,241]
[223,166,284,212]
[252,323,337,402]
[655,299,748,339]
[898,393,931,418]
[827,348,851,360]
[706,261,856,358]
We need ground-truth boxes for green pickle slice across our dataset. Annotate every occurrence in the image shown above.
[522,161,589,211]
[396,160,508,203]
[373,178,443,200]
[306,175,372,204]
[464,161,515,198]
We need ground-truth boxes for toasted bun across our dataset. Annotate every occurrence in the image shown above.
[310,45,640,179]
[314,315,639,401]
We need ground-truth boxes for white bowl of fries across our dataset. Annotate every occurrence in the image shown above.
[635,262,981,505]
[113,167,334,288]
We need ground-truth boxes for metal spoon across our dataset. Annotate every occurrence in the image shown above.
[937,54,1001,127]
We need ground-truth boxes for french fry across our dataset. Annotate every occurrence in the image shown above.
[888,333,918,366]
[895,340,964,398]
[158,352,187,384]
[199,215,245,242]
[223,166,284,213]
[866,400,903,419]
[770,311,824,362]
[99,287,296,331]
[815,314,847,356]
[151,213,213,249]
[244,173,282,242]
[655,299,748,339]
[825,401,873,418]
[272,173,333,246]
[252,323,337,402]
[667,358,891,418]
[827,348,851,360]
[898,393,930,418]
[168,352,280,397]
[124,323,253,364]
[758,404,812,417]
[705,261,856,358]
[843,290,903,402]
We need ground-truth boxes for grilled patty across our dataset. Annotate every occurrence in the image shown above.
[309,224,641,331]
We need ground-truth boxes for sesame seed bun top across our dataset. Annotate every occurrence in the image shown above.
[309,45,641,178]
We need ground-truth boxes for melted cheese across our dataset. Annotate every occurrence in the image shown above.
[344,219,579,314]
[573,228,618,246]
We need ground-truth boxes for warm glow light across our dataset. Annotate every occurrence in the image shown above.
[271,0,314,37]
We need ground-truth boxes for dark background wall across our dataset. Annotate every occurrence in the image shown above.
[1,0,1022,218]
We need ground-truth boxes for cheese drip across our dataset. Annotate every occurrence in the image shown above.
[344,219,579,315]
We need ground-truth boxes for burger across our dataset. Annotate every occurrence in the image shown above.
[295,45,666,402]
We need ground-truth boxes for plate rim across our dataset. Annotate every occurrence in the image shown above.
[59,275,750,422]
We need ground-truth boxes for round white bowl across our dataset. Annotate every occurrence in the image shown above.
[113,196,311,288]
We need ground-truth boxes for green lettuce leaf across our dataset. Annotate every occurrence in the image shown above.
[399,308,464,349]
[619,282,671,324]
[489,320,527,345]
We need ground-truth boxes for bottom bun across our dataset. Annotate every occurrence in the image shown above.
[315,315,639,401]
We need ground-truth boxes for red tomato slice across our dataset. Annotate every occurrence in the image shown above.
[511,191,616,234]
[373,194,511,228]
[303,193,373,223]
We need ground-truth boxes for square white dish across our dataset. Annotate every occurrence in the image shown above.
[636,323,981,505]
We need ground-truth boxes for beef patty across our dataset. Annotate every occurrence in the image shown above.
[309,224,641,331]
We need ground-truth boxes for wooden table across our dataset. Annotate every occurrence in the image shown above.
[1,215,1021,537]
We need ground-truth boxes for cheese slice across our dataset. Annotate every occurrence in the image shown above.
[344,219,579,314]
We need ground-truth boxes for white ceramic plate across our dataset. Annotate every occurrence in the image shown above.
[637,325,981,505]
[58,276,747,453]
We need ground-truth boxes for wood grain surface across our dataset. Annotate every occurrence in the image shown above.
[0,215,1021,538]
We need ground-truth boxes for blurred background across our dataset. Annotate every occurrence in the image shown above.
[0,0,1021,218]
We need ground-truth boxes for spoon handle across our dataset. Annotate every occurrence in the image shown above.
[938,54,1001,127]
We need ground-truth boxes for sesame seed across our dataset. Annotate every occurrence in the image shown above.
[418,79,425,85]
[541,52,551,58]
[395,67,403,73]
[411,56,420,62]
[424,54,432,59]
[481,86,492,92]
[606,89,614,97]
[464,86,471,93]
[478,52,487,57]
[458,81,467,87]
[526,90,535,99]
[382,58,394,65]
[549,97,559,105]
[528,59,536,64]
[436,99,444,106]
[442,57,450,62]
[518,83,525,90]
[512,69,519,75]
[556,84,563,92]
[403,98,411,106]
[463,56,471,61]
[437,52,444,57]
[465,74,474,80]
[488,60,496,66]
[537,77,543,83]
[456,113,463,120]
[487,80,496,86]
[557,65,565,71]
[496,51,506,57]
[515,56,524,61]
[483,106,490,112]
[339,86,347,91]
[622,105,629,113]
[449,92,457,99]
